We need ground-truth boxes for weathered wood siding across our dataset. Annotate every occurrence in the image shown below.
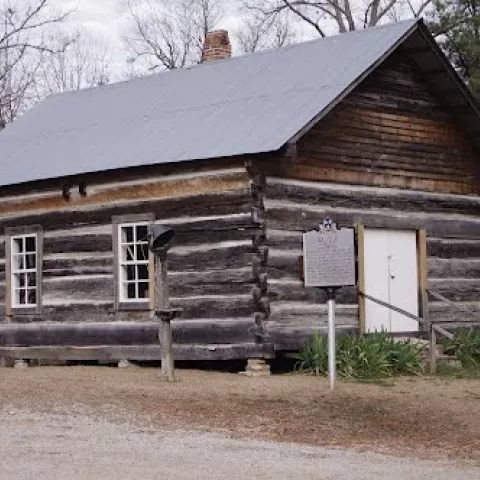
[261,51,480,349]
[264,178,480,349]
[292,53,480,195]
[0,161,265,357]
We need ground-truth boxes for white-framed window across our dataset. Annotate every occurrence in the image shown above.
[10,233,38,307]
[117,222,150,302]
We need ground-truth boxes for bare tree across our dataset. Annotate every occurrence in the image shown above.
[0,0,71,128]
[237,3,298,53]
[242,0,434,37]
[124,0,223,73]
[38,29,112,95]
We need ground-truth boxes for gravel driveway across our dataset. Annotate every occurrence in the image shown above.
[1,407,478,480]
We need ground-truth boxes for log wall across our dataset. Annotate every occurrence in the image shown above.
[0,162,267,359]
[264,177,480,349]
[292,53,480,195]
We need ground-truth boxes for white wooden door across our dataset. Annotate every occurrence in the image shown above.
[364,229,419,332]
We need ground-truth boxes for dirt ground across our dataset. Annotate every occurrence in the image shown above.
[2,407,480,480]
[1,366,479,463]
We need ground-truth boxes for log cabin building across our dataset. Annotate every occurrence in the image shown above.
[0,19,479,365]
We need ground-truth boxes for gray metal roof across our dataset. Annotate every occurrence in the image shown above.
[0,18,473,188]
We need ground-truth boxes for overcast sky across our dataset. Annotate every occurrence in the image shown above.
[51,0,243,74]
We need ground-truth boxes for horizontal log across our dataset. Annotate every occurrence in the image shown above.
[43,255,114,278]
[298,154,472,183]
[0,189,252,233]
[170,282,252,297]
[168,243,253,271]
[268,325,358,351]
[310,110,462,143]
[281,163,477,196]
[427,238,480,258]
[265,179,480,217]
[169,268,253,286]
[320,112,467,147]
[268,250,302,280]
[428,301,480,326]
[265,201,480,238]
[306,128,473,165]
[170,269,254,297]
[8,293,257,322]
[0,318,256,347]
[44,234,112,254]
[268,302,358,326]
[428,279,480,302]
[0,342,267,362]
[341,97,461,129]
[43,275,115,303]
[172,226,255,245]
[267,232,302,251]
[428,259,480,279]
[300,144,471,180]
[0,170,250,218]
[12,302,114,323]
[268,280,358,304]
[170,295,255,319]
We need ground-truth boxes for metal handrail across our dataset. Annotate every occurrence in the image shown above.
[359,291,454,340]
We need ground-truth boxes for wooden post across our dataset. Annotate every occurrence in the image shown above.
[356,223,366,334]
[416,230,429,328]
[155,251,175,382]
[429,323,437,374]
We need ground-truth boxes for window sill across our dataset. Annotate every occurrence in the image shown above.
[11,306,42,316]
[116,302,151,312]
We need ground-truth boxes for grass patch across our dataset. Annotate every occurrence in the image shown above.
[436,364,480,379]
[294,332,423,380]
[442,330,480,370]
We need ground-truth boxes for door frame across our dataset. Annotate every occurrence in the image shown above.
[356,224,428,334]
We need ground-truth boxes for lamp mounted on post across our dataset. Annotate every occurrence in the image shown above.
[148,224,181,382]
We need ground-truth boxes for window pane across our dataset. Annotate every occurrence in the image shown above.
[124,265,136,281]
[26,254,36,269]
[137,244,148,262]
[13,255,24,271]
[17,273,25,287]
[122,226,134,243]
[136,225,148,242]
[13,238,23,254]
[25,236,36,252]
[137,264,148,280]
[18,289,26,305]
[27,273,36,287]
[127,283,136,299]
[27,289,36,305]
[122,245,135,262]
[138,282,149,299]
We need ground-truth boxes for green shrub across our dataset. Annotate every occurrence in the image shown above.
[388,336,424,375]
[336,333,392,379]
[294,332,422,380]
[294,333,328,375]
[442,330,480,369]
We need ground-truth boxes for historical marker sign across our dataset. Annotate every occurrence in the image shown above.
[303,227,356,288]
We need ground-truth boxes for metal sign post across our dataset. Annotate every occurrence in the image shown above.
[303,218,356,391]
[326,287,337,390]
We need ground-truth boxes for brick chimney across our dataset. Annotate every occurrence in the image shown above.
[201,30,232,63]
